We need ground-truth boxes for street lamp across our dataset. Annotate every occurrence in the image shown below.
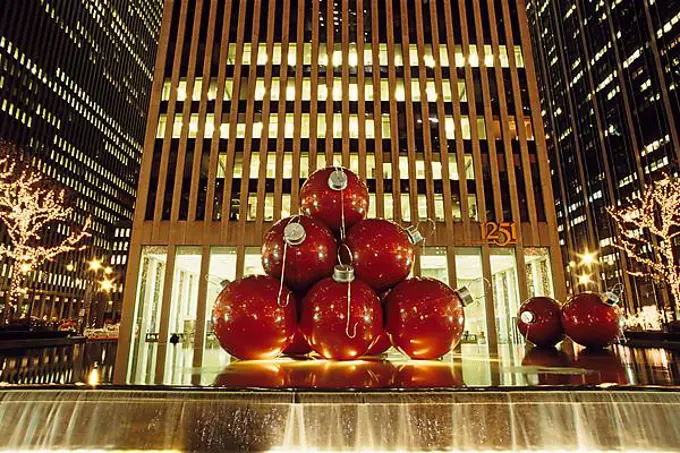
[88,258,102,272]
[578,250,597,267]
[578,273,593,286]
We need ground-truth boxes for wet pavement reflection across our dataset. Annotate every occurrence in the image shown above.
[209,343,680,389]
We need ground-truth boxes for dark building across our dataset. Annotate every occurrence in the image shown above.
[115,0,566,385]
[527,0,680,317]
[0,1,163,324]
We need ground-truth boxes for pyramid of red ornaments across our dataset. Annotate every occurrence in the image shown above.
[212,167,466,361]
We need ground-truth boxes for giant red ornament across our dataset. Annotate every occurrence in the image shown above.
[561,291,623,348]
[300,167,369,233]
[212,275,296,360]
[343,219,421,291]
[261,215,337,292]
[385,277,465,360]
[516,296,564,347]
[300,265,382,360]
[364,332,392,356]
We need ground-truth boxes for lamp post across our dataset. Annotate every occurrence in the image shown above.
[71,258,117,332]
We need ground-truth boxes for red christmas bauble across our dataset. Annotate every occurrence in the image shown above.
[516,296,564,347]
[561,292,622,348]
[385,277,465,360]
[344,219,415,291]
[394,361,463,388]
[300,268,382,360]
[261,215,337,292]
[300,167,369,232]
[212,275,296,360]
[364,332,392,356]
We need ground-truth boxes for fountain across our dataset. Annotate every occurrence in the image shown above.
[1,387,680,451]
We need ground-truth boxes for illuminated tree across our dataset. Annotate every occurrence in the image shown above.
[0,149,91,316]
[607,175,680,312]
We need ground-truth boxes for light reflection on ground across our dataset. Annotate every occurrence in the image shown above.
[162,343,680,388]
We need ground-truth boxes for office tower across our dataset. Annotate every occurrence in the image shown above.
[527,0,680,316]
[0,1,163,324]
[116,0,565,384]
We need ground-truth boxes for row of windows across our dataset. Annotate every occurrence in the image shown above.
[218,152,476,182]
[225,42,525,69]
[240,191,478,223]
[156,113,535,141]
[163,77,469,103]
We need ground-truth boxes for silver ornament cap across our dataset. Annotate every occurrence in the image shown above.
[520,310,535,324]
[405,225,424,244]
[454,286,475,307]
[220,279,232,289]
[328,168,349,191]
[283,222,306,246]
[601,291,620,306]
[333,264,355,283]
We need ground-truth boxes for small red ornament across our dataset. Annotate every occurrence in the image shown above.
[300,265,382,360]
[343,219,421,291]
[300,167,369,233]
[516,296,564,347]
[261,215,337,292]
[561,291,623,348]
[385,277,465,360]
[212,275,296,360]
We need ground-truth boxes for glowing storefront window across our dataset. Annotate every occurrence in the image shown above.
[127,246,167,384]
[164,246,202,385]
[491,248,521,344]
[525,248,555,298]
[202,246,237,384]
[421,247,449,284]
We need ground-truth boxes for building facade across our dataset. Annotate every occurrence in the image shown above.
[0,0,163,324]
[527,0,680,318]
[115,0,566,385]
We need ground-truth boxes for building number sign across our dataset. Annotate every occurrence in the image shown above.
[480,221,518,246]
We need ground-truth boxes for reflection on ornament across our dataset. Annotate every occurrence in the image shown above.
[300,167,369,233]
[385,277,465,360]
[516,296,564,347]
[262,215,337,292]
[343,219,416,291]
[212,275,297,360]
[561,292,622,348]
[300,267,382,360]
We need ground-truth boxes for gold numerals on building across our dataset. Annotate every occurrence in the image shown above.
[480,222,518,247]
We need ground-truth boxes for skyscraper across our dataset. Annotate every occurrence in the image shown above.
[0,1,163,323]
[115,0,566,385]
[527,0,680,317]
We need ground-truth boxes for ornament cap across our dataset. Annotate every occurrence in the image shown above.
[328,168,349,191]
[601,291,620,306]
[333,264,355,283]
[454,286,475,307]
[405,225,425,244]
[283,222,306,246]
[220,279,232,289]
[520,310,535,324]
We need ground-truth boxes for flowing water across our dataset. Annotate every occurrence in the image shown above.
[1,389,680,451]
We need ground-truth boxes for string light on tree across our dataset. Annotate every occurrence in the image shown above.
[607,175,680,311]
[0,148,91,314]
